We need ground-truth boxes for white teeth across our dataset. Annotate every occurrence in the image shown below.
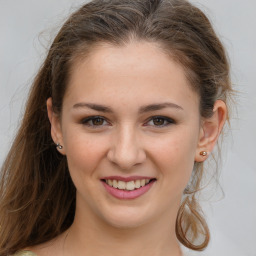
[135,180,141,189]
[113,180,118,188]
[126,181,135,190]
[117,180,126,189]
[105,178,153,191]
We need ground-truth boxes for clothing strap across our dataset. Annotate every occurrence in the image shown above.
[12,250,37,256]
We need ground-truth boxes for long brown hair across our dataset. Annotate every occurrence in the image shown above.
[0,0,232,254]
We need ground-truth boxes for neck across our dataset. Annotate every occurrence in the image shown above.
[64,206,182,256]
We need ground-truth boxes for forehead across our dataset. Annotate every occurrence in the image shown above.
[65,41,199,112]
[70,41,187,84]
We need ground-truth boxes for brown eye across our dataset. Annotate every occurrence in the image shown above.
[92,118,104,125]
[144,116,175,128]
[152,117,165,126]
[81,116,109,127]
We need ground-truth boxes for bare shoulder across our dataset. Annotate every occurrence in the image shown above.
[15,231,68,256]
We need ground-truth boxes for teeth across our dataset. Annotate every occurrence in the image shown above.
[135,180,141,189]
[105,179,152,191]
[117,180,126,190]
[113,180,118,188]
[126,181,135,190]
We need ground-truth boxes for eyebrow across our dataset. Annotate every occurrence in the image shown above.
[73,102,183,113]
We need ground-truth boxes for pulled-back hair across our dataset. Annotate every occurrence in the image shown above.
[0,0,232,254]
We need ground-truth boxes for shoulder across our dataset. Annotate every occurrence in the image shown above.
[13,231,69,256]
[12,251,37,256]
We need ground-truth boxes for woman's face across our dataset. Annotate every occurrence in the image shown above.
[52,41,205,228]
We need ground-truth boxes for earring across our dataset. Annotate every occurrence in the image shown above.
[56,143,63,149]
[200,151,207,156]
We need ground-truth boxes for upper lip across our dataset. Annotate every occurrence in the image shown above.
[101,176,156,182]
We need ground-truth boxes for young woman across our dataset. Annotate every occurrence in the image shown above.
[0,0,232,255]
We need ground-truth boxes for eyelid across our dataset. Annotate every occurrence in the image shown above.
[81,115,110,127]
[80,115,175,128]
[144,115,176,127]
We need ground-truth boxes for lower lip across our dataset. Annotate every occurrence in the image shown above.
[102,180,156,200]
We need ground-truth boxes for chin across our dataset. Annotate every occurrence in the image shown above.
[105,216,147,229]
[99,205,152,229]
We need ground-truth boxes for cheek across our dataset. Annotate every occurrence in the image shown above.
[63,129,108,177]
[148,128,199,188]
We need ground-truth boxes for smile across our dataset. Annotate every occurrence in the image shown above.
[104,179,152,191]
[101,177,156,199]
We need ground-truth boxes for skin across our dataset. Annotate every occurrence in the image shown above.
[33,41,226,256]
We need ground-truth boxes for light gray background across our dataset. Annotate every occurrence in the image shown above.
[0,1,255,255]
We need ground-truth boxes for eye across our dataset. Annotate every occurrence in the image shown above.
[81,116,109,127]
[145,116,175,127]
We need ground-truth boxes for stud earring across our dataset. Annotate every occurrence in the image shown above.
[56,143,63,149]
[200,151,207,156]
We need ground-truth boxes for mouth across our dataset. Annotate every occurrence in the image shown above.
[100,177,157,199]
[101,178,156,191]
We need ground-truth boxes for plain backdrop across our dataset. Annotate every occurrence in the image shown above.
[0,1,256,255]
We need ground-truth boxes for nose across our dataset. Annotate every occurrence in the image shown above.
[107,125,146,170]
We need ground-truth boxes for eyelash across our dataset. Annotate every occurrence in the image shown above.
[81,115,175,128]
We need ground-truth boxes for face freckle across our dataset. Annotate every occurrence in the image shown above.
[57,41,202,229]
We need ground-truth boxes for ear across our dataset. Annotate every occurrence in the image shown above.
[46,98,66,155]
[195,100,227,162]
